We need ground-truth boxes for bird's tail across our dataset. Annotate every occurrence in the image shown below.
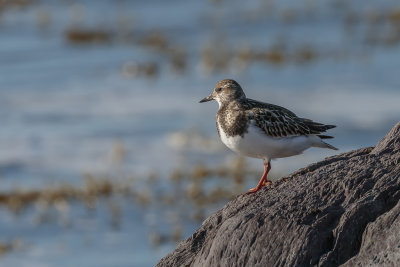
[312,135,338,150]
[321,141,338,150]
[317,134,334,139]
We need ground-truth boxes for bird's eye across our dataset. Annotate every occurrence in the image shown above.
[216,88,222,92]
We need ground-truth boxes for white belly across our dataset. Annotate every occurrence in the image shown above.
[218,121,316,161]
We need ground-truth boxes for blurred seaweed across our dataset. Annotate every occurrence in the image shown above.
[0,157,269,250]
[48,0,400,78]
[65,28,112,44]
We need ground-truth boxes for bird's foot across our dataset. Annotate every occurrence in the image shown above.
[245,180,272,194]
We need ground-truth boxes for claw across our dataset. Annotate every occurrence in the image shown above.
[262,180,272,187]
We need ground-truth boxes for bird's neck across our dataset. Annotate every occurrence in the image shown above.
[218,98,244,111]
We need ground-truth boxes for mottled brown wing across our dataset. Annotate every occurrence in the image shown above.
[244,99,335,138]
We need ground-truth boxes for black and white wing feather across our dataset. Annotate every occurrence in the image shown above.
[244,99,336,138]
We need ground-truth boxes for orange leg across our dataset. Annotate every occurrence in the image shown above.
[246,160,272,194]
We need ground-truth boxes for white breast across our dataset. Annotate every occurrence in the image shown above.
[218,120,317,161]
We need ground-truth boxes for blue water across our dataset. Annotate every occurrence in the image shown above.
[0,0,399,266]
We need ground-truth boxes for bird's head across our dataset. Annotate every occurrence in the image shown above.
[199,79,246,106]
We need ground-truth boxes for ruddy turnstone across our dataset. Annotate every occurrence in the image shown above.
[200,79,337,194]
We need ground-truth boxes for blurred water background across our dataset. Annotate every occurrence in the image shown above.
[0,0,399,266]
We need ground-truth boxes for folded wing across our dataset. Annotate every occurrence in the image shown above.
[245,99,336,138]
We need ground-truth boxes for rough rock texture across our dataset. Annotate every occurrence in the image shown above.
[157,122,400,267]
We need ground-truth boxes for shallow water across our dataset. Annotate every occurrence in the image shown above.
[0,0,399,266]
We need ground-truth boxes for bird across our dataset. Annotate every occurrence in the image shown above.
[199,79,337,194]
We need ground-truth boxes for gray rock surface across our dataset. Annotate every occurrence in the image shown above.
[157,122,400,267]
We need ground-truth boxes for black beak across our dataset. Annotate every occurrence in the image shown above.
[199,94,214,103]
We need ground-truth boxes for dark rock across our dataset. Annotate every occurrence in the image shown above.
[157,122,400,267]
